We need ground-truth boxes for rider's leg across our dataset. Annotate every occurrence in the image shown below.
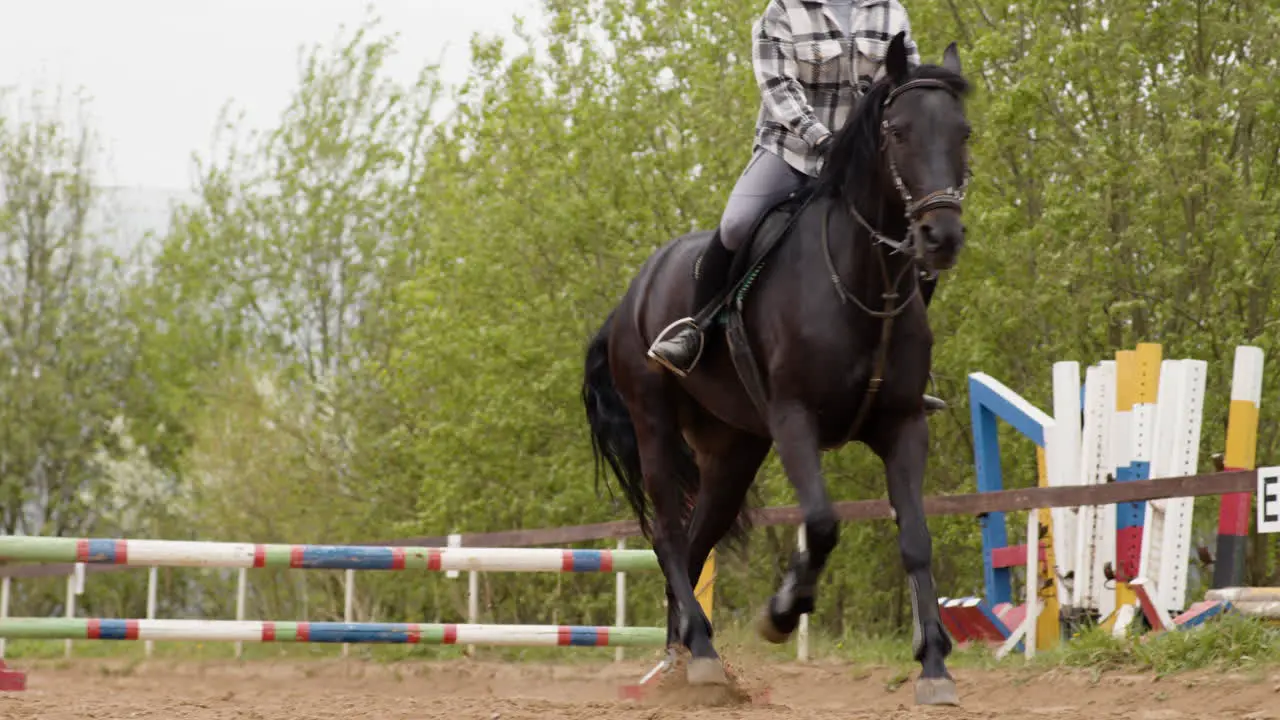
[647,149,806,376]
[692,230,734,314]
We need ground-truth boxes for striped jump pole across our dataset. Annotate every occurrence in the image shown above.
[0,537,659,573]
[0,618,666,647]
[1110,345,1161,612]
[0,534,675,687]
[1214,346,1264,589]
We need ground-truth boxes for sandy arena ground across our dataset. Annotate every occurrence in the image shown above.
[2,656,1278,719]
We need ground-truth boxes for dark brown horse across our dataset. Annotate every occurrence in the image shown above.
[582,35,972,706]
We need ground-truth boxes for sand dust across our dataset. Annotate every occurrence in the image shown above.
[2,655,1278,719]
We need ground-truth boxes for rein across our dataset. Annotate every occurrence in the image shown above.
[822,75,969,441]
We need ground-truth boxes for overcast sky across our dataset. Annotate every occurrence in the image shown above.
[0,0,543,192]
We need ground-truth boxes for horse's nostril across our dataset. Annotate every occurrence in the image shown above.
[919,223,934,245]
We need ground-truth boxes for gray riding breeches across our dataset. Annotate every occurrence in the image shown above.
[719,148,808,252]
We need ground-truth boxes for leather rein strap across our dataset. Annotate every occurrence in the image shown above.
[827,76,965,443]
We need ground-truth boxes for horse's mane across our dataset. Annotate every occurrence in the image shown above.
[812,63,970,205]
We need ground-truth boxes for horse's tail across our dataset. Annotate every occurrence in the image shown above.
[582,309,654,537]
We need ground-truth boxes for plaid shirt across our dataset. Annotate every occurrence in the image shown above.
[751,0,921,177]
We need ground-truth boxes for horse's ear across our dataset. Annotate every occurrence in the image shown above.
[885,31,910,84]
[942,41,962,74]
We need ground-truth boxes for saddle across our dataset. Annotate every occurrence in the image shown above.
[712,185,817,324]
[690,184,818,419]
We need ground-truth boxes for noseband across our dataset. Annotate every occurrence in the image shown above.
[849,77,971,260]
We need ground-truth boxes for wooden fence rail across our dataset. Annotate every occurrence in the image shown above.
[0,469,1253,580]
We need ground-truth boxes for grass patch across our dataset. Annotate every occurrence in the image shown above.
[1043,614,1280,675]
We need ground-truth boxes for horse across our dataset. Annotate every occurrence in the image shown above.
[581,34,972,706]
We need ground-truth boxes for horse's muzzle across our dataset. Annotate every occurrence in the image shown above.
[916,209,965,271]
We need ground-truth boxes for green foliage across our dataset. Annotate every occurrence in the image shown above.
[0,89,142,538]
[1053,616,1280,674]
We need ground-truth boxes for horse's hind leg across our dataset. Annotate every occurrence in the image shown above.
[684,427,770,586]
[628,378,724,684]
[756,405,840,644]
[876,413,957,706]
[682,424,771,668]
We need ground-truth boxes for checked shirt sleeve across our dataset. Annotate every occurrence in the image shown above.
[851,0,922,90]
[752,2,830,147]
[897,2,921,67]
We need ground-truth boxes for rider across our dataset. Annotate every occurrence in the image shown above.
[646,0,945,412]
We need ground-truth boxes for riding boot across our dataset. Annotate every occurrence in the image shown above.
[647,233,734,377]
[919,272,946,413]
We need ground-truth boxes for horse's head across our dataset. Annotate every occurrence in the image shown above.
[879,34,971,272]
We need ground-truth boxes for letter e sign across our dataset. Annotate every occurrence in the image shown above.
[1259,466,1280,535]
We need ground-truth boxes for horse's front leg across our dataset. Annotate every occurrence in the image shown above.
[880,413,957,706]
[755,404,839,644]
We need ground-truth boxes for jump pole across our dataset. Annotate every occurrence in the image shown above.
[1084,345,1158,634]
[0,538,662,573]
[0,577,18,691]
[1064,344,1257,634]
[0,618,666,647]
[1108,346,1158,617]
[1213,346,1264,588]
[0,537,677,694]
[1135,357,1207,620]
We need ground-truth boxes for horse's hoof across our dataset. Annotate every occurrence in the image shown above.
[754,606,791,644]
[914,676,959,706]
[686,657,728,685]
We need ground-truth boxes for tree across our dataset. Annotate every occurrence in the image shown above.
[0,88,140,537]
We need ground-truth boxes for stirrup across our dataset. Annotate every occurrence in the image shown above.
[923,373,946,414]
[646,317,705,378]
[923,393,947,414]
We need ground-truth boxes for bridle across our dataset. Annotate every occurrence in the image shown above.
[850,76,971,262]
[826,74,972,320]
[820,73,972,441]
